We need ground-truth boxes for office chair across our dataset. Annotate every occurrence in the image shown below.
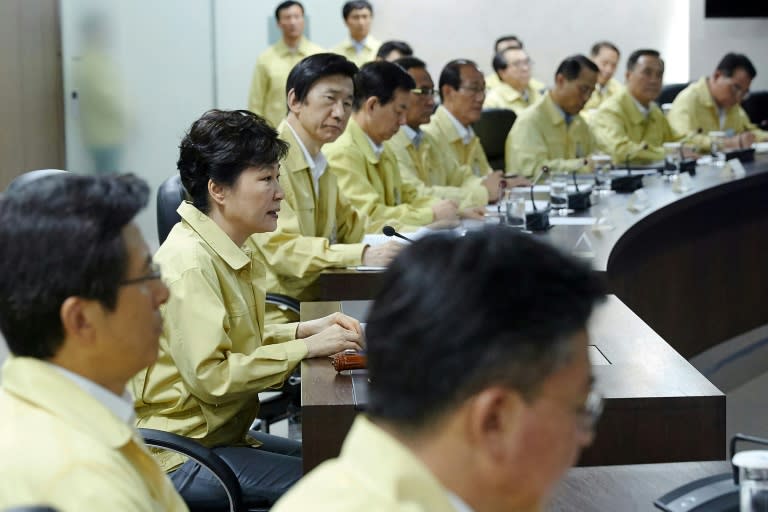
[656,82,689,106]
[156,174,301,433]
[5,169,68,193]
[140,428,270,512]
[472,108,517,170]
[742,90,768,129]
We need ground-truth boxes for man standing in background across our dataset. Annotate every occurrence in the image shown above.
[248,1,324,127]
[332,1,380,68]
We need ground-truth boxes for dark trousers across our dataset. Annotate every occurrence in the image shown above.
[170,431,301,510]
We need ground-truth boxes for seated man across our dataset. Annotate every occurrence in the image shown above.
[0,173,187,511]
[423,59,526,190]
[590,49,680,164]
[331,1,380,67]
[386,56,493,209]
[248,1,324,127]
[484,46,547,114]
[375,40,413,62]
[506,55,600,176]
[325,61,459,229]
[668,52,768,152]
[582,41,622,114]
[131,110,362,508]
[485,35,523,89]
[249,53,401,325]
[273,226,606,511]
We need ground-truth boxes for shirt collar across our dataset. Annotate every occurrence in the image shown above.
[401,125,424,148]
[550,98,573,125]
[631,95,651,117]
[352,37,367,53]
[177,201,250,270]
[447,492,476,512]
[443,107,474,144]
[365,133,385,157]
[285,122,328,194]
[49,363,136,425]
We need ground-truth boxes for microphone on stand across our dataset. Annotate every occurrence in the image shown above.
[382,225,414,243]
[611,147,646,193]
[525,166,551,232]
[568,170,591,211]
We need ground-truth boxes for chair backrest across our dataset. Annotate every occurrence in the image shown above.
[472,108,517,170]
[656,82,689,106]
[6,169,68,193]
[156,174,186,246]
[742,90,768,129]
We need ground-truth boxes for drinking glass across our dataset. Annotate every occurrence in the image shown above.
[709,131,727,167]
[549,172,568,215]
[505,189,527,229]
[591,153,612,192]
[662,142,682,181]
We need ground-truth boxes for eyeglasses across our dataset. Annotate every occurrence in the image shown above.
[729,80,750,100]
[509,58,533,68]
[579,389,604,432]
[411,87,438,98]
[458,84,486,97]
[120,262,163,287]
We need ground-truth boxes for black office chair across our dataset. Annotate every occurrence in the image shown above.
[656,82,689,106]
[155,174,301,433]
[472,108,517,170]
[140,428,271,512]
[742,90,768,129]
[5,169,69,193]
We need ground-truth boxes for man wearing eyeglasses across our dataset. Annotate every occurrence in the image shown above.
[668,53,768,153]
[484,47,547,115]
[385,57,493,211]
[506,55,601,177]
[273,226,606,512]
[0,173,187,511]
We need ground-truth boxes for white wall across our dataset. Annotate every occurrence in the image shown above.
[689,0,768,89]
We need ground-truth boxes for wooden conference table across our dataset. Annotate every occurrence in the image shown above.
[300,296,724,474]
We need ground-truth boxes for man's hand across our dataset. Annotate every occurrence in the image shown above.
[297,312,362,339]
[432,199,459,221]
[459,206,486,220]
[724,132,756,150]
[482,170,505,200]
[504,175,531,188]
[362,241,402,266]
[303,324,363,358]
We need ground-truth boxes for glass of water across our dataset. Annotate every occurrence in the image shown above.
[549,172,568,215]
[591,153,612,192]
[505,189,527,229]
[709,131,727,167]
[663,142,682,180]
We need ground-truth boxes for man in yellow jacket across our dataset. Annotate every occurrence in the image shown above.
[248,1,324,127]
[582,41,622,115]
[273,227,606,511]
[484,35,523,89]
[386,56,491,209]
[331,1,380,68]
[0,172,187,511]
[668,52,767,152]
[590,49,680,164]
[506,55,600,176]
[484,47,547,115]
[249,54,401,324]
[131,110,363,509]
[325,61,460,229]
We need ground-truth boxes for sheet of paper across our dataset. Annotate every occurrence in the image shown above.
[549,217,597,226]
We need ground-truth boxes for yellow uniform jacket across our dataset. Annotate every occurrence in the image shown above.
[247,37,325,127]
[272,416,457,511]
[325,118,436,229]
[423,105,494,177]
[249,122,367,323]
[331,35,381,68]
[583,78,623,114]
[667,77,768,152]
[506,93,596,176]
[386,127,489,207]
[484,78,547,115]
[0,357,187,511]
[131,202,305,471]
[590,89,678,164]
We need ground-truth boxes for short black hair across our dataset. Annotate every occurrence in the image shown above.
[492,46,528,74]
[439,59,479,102]
[365,227,605,430]
[555,54,599,81]
[376,40,413,60]
[494,35,524,52]
[275,0,304,20]
[0,173,149,359]
[353,61,416,111]
[716,52,757,79]
[178,109,289,214]
[342,0,373,19]
[627,49,662,72]
[286,53,358,103]
[393,56,426,72]
[590,41,620,58]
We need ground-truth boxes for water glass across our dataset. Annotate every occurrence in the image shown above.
[549,173,568,215]
[505,190,527,229]
[733,451,768,512]
[709,131,727,167]
[663,142,682,180]
[591,154,612,191]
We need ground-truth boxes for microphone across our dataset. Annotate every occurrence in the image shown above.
[525,167,551,232]
[611,147,646,193]
[382,225,414,243]
[568,170,591,211]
